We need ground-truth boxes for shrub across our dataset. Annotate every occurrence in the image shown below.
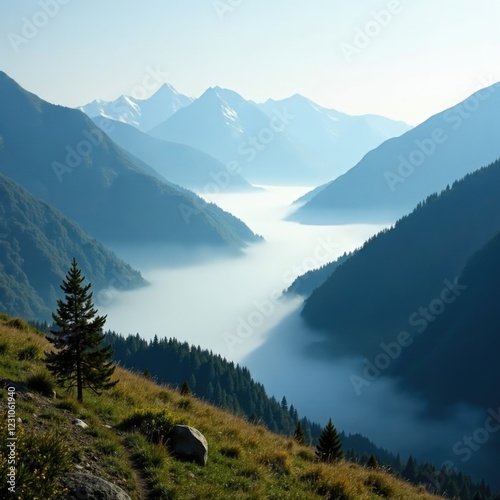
[55,399,81,414]
[259,451,291,475]
[317,478,353,500]
[0,420,71,499]
[297,449,316,462]
[364,473,394,498]
[6,317,30,331]
[0,340,9,355]
[120,408,186,444]
[26,370,55,397]
[18,345,40,361]
[220,445,242,459]
[177,398,193,410]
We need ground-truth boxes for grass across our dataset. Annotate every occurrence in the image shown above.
[0,315,445,500]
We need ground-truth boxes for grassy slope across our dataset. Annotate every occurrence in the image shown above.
[0,317,443,500]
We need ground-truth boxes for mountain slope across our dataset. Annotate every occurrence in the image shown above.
[258,94,412,179]
[0,71,259,247]
[301,159,500,357]
[0,173,145,320]
[149,87,332,185]
[392,229,500,411]
[285,252,353,297]
[92,117,255,191]
[292,82,500,223]
[79,83,193,132]
[0,317,445,500]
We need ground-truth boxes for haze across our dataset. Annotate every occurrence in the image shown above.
[99,186,488,477]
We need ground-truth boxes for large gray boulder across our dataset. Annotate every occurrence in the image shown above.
[59,472,131,500]
[169,425,208,466]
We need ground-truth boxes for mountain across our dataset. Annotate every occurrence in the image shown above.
[0,173,145,320]
[0,71,260,247]
[79,83,193,132]
[258,94,412,179]
[0,317,449,499]
[285,251,353,297]
[149,88,411,186]
[148,87,334,185]
[392,229,500,412]
[292,82,500,223]
[91,117,255,191]
[301,159,500,358]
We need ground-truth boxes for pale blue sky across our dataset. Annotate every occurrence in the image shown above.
[1,0,499,124]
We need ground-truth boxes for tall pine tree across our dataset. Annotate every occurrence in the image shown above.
[315,418,343,463]
[45,258,117,403]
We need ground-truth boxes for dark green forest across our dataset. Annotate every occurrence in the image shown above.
[30,319,497,500]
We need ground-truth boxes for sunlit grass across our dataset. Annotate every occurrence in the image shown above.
[0,316,444,500]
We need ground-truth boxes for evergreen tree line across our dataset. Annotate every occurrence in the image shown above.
[344,450,497,500]
[103,331,324,443]
[29,321,498,499]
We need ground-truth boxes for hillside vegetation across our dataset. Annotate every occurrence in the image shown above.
[0,316,443,499]
[0,173,145,320]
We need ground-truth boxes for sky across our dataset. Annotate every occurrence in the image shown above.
[0,0,499,124]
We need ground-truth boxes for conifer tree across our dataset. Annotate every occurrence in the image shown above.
[293,421,307,445]
[180,380,192,395]
[315,418,343,463]
[281,396,288,411]
[45,258,117,403]
[366,454,379,469]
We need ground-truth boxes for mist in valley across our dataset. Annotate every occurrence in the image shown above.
[100,186,492,481]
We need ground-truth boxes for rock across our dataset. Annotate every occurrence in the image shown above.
[16,417,22,424]
[169,425,208,466]
[72,418,88,429]
[59,472,131,500]
[0,379,29,394]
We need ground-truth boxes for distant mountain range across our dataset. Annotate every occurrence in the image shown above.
[0,172,145,320]
[91,117,256,192]
[300,158,500,360]
[78,83,193,132]
[147,87,411,185]
[292,82,500,223]
[257,95,411,180]
[0,71,260,248]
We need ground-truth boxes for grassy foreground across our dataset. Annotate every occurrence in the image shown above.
[0,315,443,499]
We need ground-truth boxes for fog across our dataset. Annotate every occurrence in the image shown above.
[100,186,490,479]
[101,186,383,359]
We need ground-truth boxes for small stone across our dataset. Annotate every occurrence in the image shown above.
[16,417,22,424]
[72,418,88,429]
